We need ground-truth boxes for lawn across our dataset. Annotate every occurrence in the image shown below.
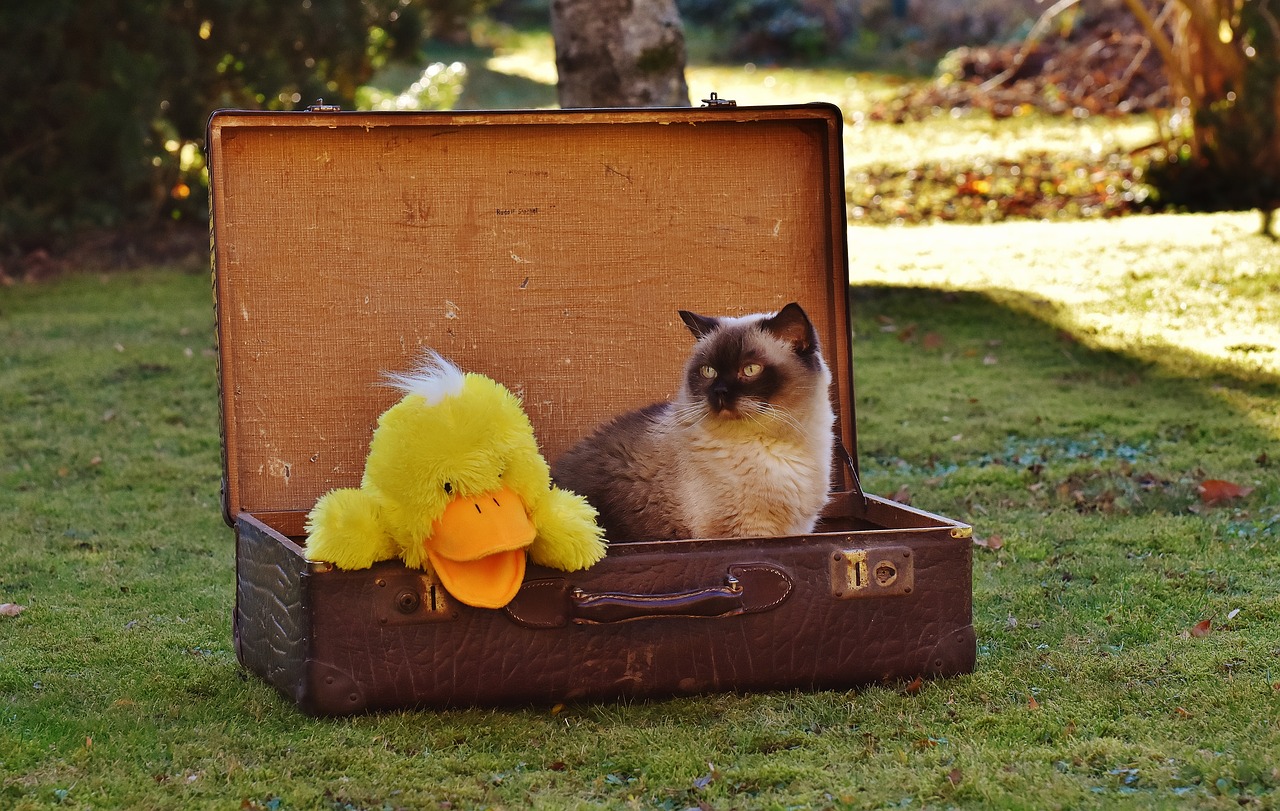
[3,34,1280,811]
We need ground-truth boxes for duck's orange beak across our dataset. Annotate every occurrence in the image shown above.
[425,486,535,609]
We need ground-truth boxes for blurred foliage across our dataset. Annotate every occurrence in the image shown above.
[679,0,830,61]
[1122,0,1280,231]
[0,0,492,252]
[848,152,1157,225]
[357,61,469,109]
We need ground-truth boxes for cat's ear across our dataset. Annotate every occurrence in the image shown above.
[679,310,720,340]
[763,302,819,356]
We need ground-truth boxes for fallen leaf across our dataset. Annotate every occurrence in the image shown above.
[548,761,566,772]
[947,768,963,786]
[923,332,945,350]
[1190,619,1212,638]
[1175,706,1192,718]
[896,322,918,342]
[904,676,924,695]
[0,603,26,617]
[1198,479,1255,506]
[982,354,999,365]
[693,762,721,790]
[974,534,1004,550]
[1028,694,1040,709]
[891,484,912,504]
[550,703,566,716]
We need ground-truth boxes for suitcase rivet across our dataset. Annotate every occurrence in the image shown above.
[376,578,386,587]
[325,676,334,684]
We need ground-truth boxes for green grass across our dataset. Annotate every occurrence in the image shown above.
[3,226,1278,810]
[4,38,1280,811]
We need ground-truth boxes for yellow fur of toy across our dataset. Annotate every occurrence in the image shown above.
[529,487,610,571]
[304,488,395,569]
[304,356,606,578]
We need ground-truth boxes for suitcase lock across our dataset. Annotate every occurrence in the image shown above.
[830,545,915,599]
[373,572,457,625]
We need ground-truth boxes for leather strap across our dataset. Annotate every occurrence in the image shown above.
[504,563,793,628]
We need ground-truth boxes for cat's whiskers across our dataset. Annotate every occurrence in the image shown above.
[671,401,709,428]
[755,401,805,435]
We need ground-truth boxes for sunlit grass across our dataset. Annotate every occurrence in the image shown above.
[849,212,1280,383]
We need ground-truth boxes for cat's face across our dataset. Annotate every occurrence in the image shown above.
[676,302,825,422]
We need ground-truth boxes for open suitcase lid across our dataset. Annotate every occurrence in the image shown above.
[207,104,855,523]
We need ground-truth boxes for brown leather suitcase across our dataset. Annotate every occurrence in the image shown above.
[208,102,975,715]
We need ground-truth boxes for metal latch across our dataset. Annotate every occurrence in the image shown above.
[306,99,342,113]
[830,545,915,599]
[372,571,456,625]
[701,92,737,107]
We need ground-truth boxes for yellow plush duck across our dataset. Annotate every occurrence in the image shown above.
[304,352,606,609]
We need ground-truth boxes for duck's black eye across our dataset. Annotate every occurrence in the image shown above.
[443,482,453,494]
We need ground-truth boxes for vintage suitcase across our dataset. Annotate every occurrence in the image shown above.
[207,102,976,715]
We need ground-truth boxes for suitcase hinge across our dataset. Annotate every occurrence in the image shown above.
[700,92,737,108]
[306,99,342,113]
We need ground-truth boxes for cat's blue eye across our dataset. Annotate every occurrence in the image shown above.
[699,365,717,379]
[741,363,763,378]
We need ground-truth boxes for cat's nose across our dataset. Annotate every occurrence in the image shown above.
[709,387,733,412]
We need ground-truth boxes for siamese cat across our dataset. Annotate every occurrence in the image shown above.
[551,302,835,542]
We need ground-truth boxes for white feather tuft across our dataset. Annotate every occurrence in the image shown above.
[384,350,466,406]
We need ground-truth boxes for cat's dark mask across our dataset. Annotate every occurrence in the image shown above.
[677,302,822,415]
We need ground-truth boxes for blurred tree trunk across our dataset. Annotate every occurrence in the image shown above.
[1123,0,1280,235]
[550,0,691,107]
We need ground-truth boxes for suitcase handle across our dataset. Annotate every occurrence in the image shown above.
[504,564,793,628]
[570,575,744,624]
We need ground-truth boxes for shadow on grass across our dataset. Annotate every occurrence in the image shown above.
[848,284,1278,483]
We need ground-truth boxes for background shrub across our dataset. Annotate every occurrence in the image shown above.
[0,0,433,251]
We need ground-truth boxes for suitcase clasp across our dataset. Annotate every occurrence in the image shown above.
[830,545,915,599]
[372,572,458,625]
